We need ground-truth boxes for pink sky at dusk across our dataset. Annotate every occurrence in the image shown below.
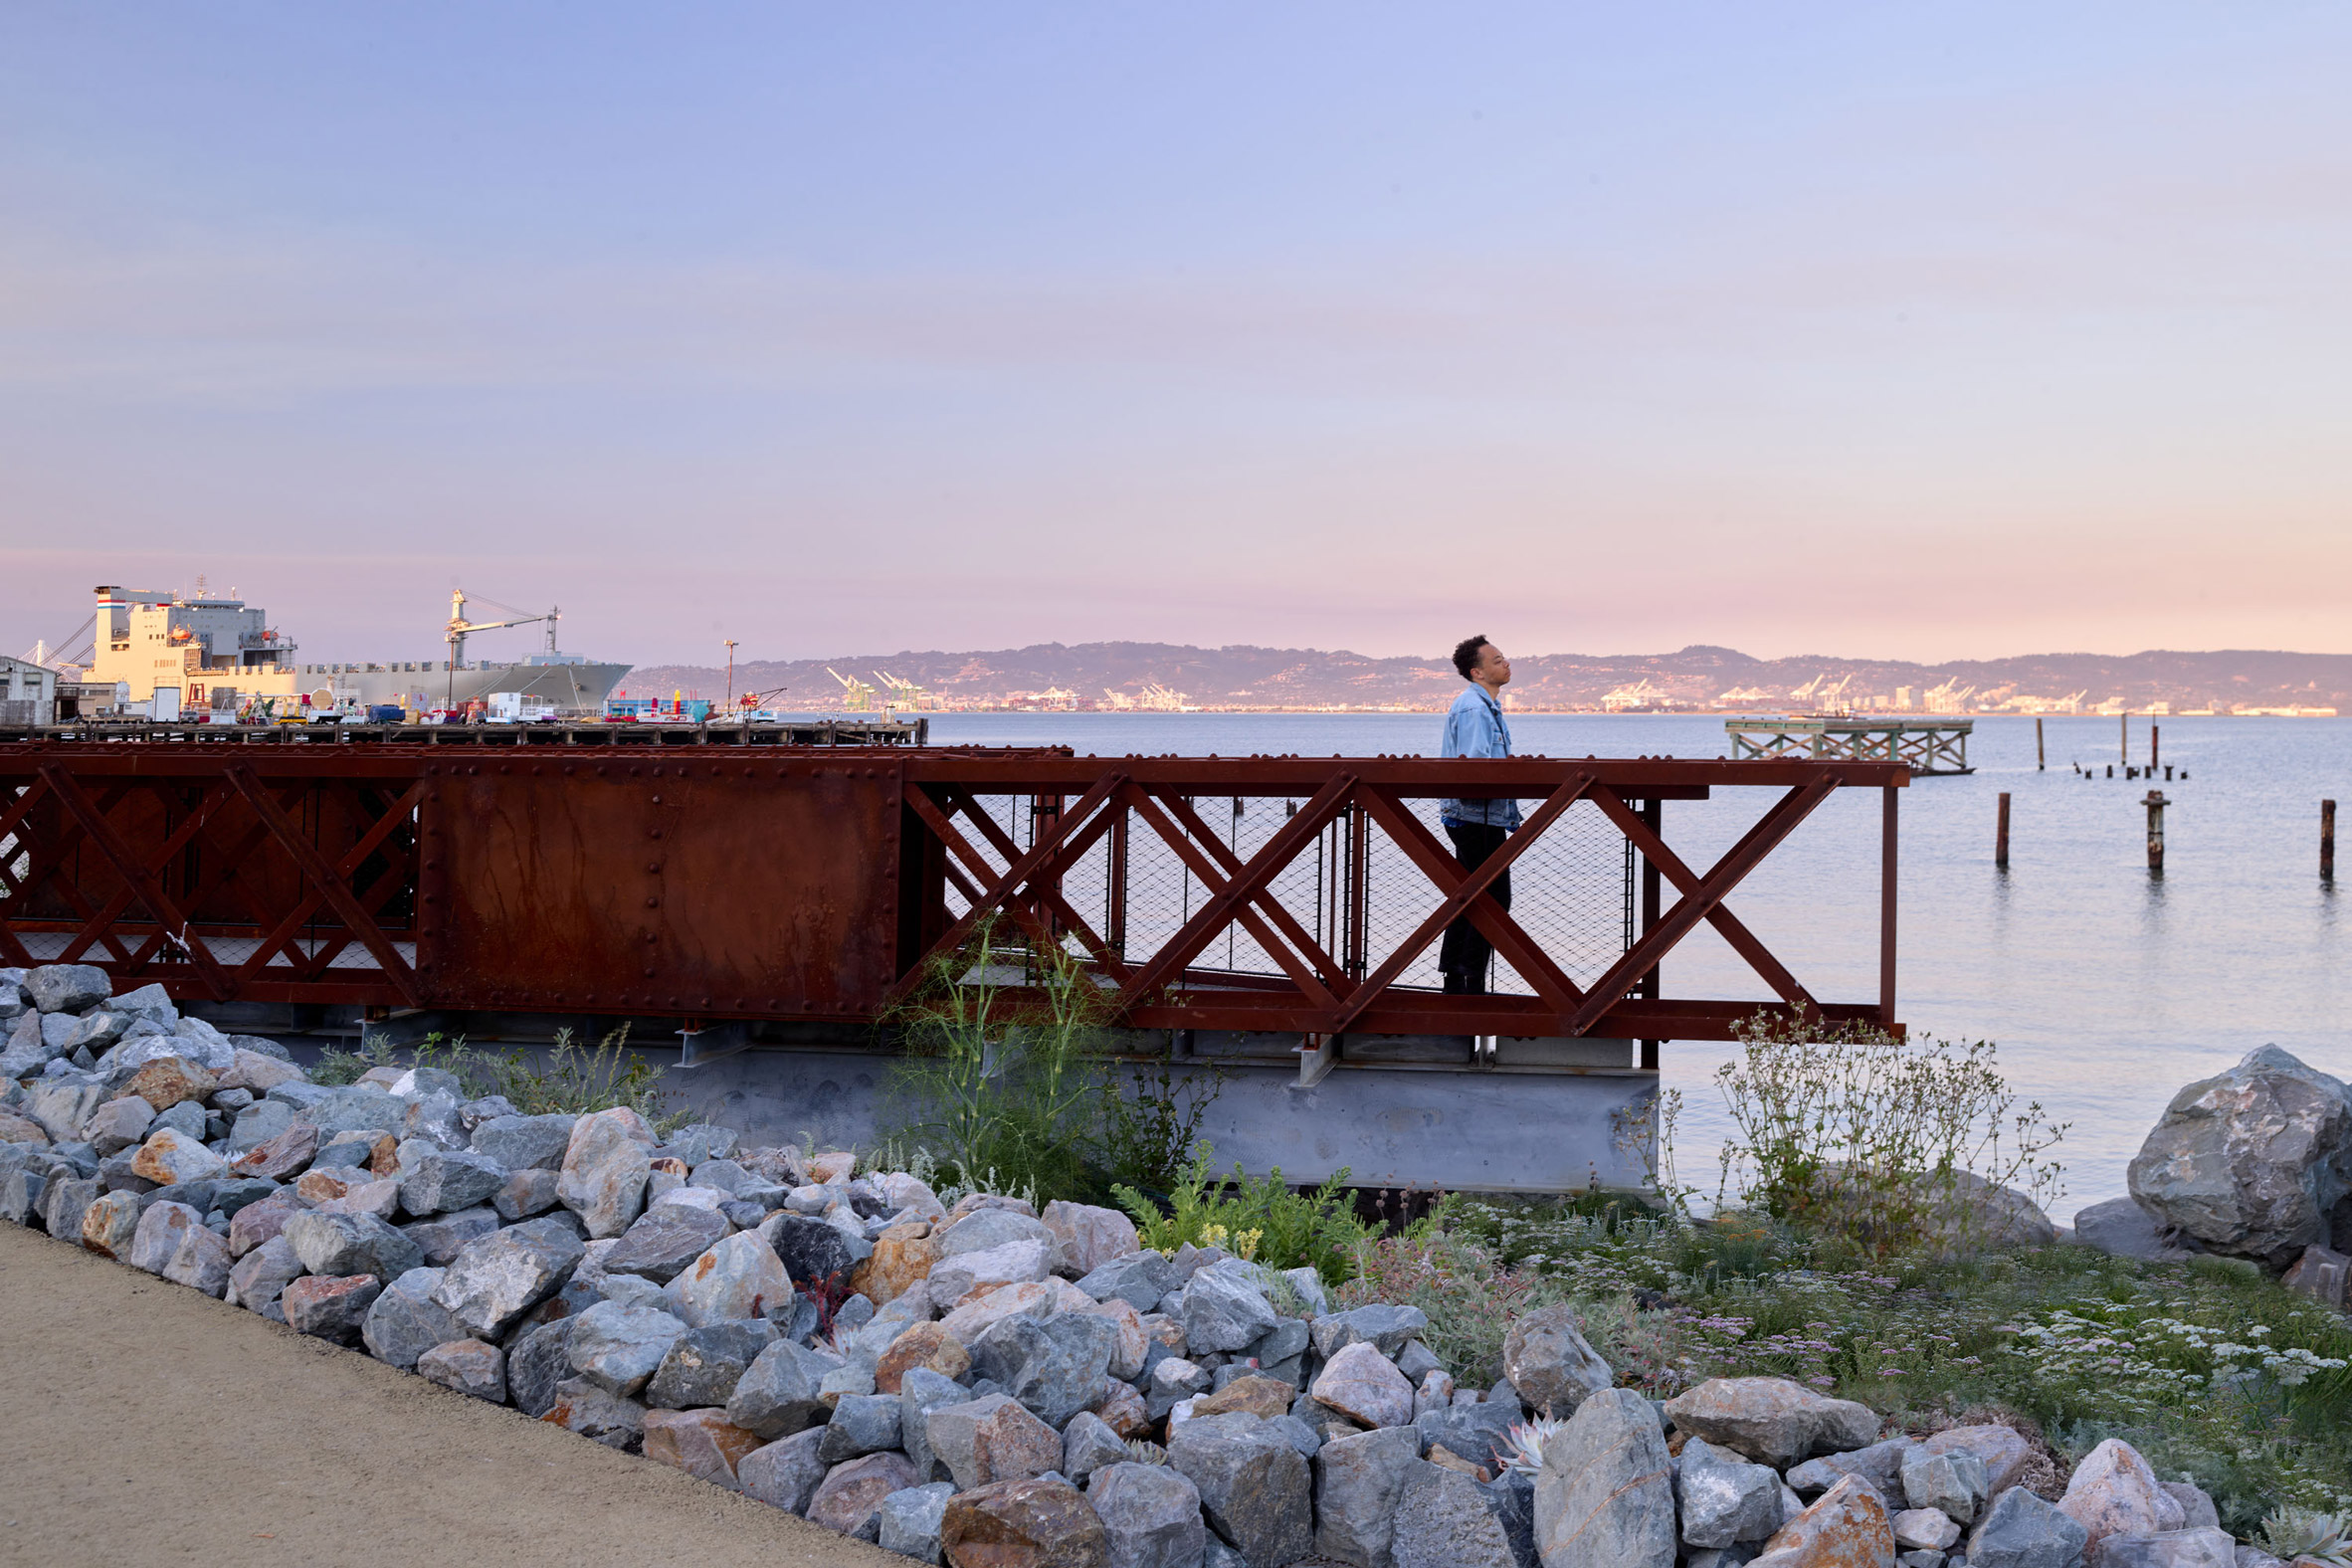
[4,6,2349,669]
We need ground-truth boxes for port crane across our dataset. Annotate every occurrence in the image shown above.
[445,588,562,708]
[828,668,878,712]
[874,673,928,711]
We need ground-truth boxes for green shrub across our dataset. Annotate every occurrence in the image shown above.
[1113,1143,1373,1286]
[1338,1229,1578,1388]
[1709,1009,2066,1261]
[313,1024,682,1130]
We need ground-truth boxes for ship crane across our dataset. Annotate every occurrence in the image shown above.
[445,588,560,707]
[827,668,878,712]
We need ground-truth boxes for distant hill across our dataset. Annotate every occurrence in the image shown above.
[613,642,2352,714]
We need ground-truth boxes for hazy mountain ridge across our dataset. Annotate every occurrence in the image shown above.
[615,642,2352,711]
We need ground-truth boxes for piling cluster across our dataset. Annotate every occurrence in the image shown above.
[0,961,2327,1568]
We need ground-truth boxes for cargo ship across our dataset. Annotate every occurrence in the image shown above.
[84,585,629,717]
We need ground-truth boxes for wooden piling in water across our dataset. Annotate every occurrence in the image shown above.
[2145,790,2168,874]
[1996,792,2011,869]
[2152,724,2160,772]
[2036,718,2045,771]
[2326,799,2338,882]
[2120,711,2128,764]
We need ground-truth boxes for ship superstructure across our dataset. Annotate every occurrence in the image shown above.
[80,585,629,717]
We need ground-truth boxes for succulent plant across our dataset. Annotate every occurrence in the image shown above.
[1492,1415,1567,1479]
[1124,1438,1169,1467]
[2261,1508,2352,1566]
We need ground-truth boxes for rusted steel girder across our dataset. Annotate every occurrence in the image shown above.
[0,741,1906,1042]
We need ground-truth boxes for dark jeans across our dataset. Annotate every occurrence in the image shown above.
[1440,821,1512,993]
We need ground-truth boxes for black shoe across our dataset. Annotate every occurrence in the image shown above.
[1441,970,1470,994]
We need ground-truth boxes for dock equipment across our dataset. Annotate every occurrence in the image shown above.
[0,738,1905,1189]
[1726,715,1972,775]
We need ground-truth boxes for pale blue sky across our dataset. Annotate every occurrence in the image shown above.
[5,5,2349,666]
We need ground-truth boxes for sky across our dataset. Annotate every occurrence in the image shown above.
[4,5,2350,669]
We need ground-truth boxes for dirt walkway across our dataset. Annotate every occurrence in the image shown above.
[0,1222,895,1566]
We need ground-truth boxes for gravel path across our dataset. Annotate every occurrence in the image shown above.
[0,1222,894,1566]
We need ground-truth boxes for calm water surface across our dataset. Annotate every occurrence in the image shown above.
[891,711,2348,1213]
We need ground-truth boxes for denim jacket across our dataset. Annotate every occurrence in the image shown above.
[1439,686,1520,829]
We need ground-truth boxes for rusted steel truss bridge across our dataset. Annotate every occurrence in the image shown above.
[0,738,1905,1077]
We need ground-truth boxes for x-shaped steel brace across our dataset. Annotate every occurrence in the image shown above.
[37,765,236,997]
[1111,774,1357,1013]
[891,772,1130,1001]
[1565,776,1837,1036]
[1585,786,1811,1010]
[1330,775,1596,1034]
[235,779,426,989]
[225,765,422,1006]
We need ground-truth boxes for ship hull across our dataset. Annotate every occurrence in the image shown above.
[302,661,632,712]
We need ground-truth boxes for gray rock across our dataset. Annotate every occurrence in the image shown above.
[399,1206,500,1267]
[1312,1304,1432,1359]
[819,1391,905,1462]
[1183,1267,1282,1354]
[282,1273,384,1340]
[126,1196,203,1271]
[807,1451,919,1541]
[471,1112,577,1171]
[938,1205,1056,1258]
[24,1079,104,1145]
[398,1149,506,1216]
[1078,1250,1177,1313]
[1169,1412,1314,1568]
[1394,1337,1444,1383]
[285,1209,423,1281]
[163,1221,235,1295]
[968,1307,1120,1429]
[1061,1409,1130,1485]
[295,1085,409,1136]
[1388,1463,1523,1568]
[83,1095,155,1157]
[566,1298,688,1397]
[728,1337,845,1439]
[1090,1461,1209,1568]
[264,1080,334,1112]
[603,1203,732,1283]
[431,1216,585,1337]
[1532,1386,1675,1568]
[1148,1356,1216,1421]
[1787,1437,1919,1503]
[663,1230,792,1327]
[645,1320,777,1409]
[2085,1529,2238,1568]
[900,1366,970,1484]
[2071,1197,2193,1262]
[506,1316,580,1418]
[665,1123,738,1165]
[1895,1507,1964,1551]
[738,1426,831,1514]
[2127,1045,2352,1268]
[1413,1397,1518,1469]
[764,1210,865,1287]
[541,1375,647,1451]
[25,963,110,1014]
[41,1173,98,1244]
[227,1234,304,1313]
[148,1099,208,1142]
[1903,1446,1989,1524]
[925,1394,1065,1491]
[1661,1376,1879,1470]
[556,1107,655,1240]
[1314,1424,1423,1568]
[224,1098,297,1154]
[362,1267,468,1369]
[1968,1484,2091,1568]
[2160,1482,2220,1531]
[876,1479,956,1563]
[1678,1437,1787,1548]
[0,1164,44,1226]
[1501,1304,1614,1418]
[417,1336,507,1402]
[493,1167,561,1221]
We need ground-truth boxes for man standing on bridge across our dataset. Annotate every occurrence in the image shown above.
[1439,635,1517,993]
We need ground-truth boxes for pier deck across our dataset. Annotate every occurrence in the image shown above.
[1726,714,1972,774]
[0,717,927,747]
